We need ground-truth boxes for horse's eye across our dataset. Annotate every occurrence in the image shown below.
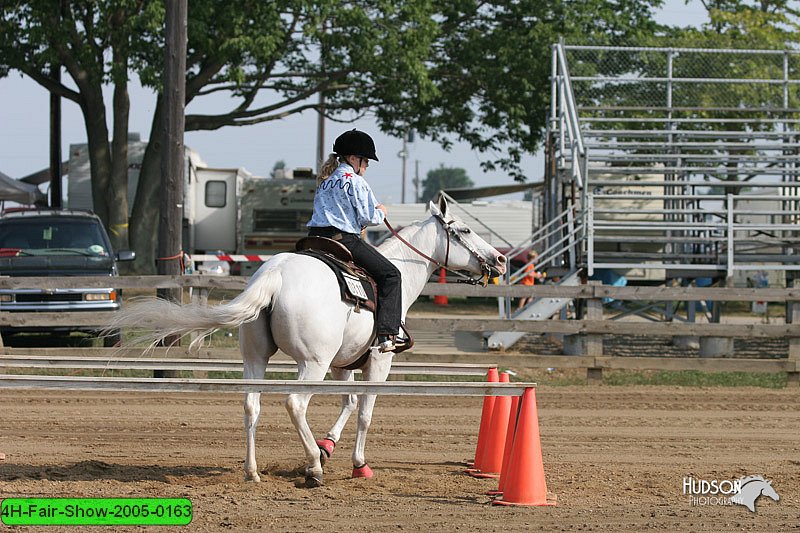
[460,228,471,234]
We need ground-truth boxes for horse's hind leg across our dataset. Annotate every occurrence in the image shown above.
[316,368,358,464]
[351,350,393,479]
[241,311,277,482]
[284,361,330,487]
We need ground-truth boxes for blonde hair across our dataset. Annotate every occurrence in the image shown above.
[318,153,341,186]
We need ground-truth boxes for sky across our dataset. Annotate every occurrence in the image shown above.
[0,1,708,205]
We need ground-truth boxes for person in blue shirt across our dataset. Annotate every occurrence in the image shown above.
[308,129,402,353]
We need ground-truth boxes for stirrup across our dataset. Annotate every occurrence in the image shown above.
[378,340,396,353]
[377,334,396,353]
[393,337,411,350]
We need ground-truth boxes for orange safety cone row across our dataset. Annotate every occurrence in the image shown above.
[493,388,557,506]
[433,267,448,305]
[464,367,498,470]
[487,393,521,495]
[470,372,512,478]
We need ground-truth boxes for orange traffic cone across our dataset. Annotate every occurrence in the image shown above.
[433,267,448,305]
[487,393,521,495]
[465,367,498,470]
[493,388,556,506]
[470,372,512,478]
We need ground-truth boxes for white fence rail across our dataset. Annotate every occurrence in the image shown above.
[0,355,494,377]
[0,375,534,396]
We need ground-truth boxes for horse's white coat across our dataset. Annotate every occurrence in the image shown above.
[112,197,506,486]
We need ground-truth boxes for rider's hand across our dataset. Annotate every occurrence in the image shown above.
[377,204,388,216]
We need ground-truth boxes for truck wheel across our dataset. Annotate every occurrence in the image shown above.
[103,330,122,347]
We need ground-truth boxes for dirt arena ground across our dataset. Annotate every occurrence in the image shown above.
[1,385,798,531]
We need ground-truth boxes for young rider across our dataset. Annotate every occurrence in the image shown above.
[307,129,402,353]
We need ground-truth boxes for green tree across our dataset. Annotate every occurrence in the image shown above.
[645,1,799,188]
[270,160,287,179]
[421,165,474,203]
[412,0,661,179]
[0,1,159,252]
[0,0,662,272]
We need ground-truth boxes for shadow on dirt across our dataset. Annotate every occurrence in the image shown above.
[0,460,232,483]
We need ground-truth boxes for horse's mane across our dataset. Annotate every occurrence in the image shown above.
[376,218,428,259]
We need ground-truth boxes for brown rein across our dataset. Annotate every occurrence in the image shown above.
[383,217,490,286]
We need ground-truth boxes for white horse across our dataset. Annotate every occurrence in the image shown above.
[111,196,506,487]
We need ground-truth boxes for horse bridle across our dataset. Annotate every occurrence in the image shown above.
[383,216,495,286]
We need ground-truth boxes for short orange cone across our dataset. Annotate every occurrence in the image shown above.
[487,393,521,495]
[465,367,498,470]
[493,388,556,506]
[470,372,512,478]
[433,268,448,305]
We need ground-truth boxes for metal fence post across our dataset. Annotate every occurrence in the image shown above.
[726,193,734,279]
[587,193,595,276]
[788,279,800,386]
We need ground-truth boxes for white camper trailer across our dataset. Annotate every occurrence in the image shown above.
[66,136,315,272]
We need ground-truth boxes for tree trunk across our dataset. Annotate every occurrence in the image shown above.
[81,89,112,226]
[108,19,131,254]
[129,96,164,274]
[109,76,131,253]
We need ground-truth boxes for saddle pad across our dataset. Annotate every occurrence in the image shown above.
[295,249,377,314]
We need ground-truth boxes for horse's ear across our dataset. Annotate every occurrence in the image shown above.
[438,194,449,218]
[429,200,441,217]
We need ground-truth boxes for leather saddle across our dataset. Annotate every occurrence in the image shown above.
[295,236,377,314]
[294,236,414,363]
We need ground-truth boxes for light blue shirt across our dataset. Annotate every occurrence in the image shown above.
[307,163,385,234]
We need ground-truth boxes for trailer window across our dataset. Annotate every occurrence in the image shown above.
[205,181,227,208]
[252,209,312,232]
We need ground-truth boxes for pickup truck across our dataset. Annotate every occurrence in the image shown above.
[0,209,135,346]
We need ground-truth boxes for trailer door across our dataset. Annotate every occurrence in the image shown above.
[194,168,237,251]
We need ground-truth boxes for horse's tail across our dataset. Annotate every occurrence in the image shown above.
[108,266,283,350]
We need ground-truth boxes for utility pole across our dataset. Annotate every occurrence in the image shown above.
[49,63,61,208]
[398,129,414,203]
[316,91,325,172]
[414,160,420,203]
[49,1,66,208]
[316,19,327,174]
[400,132,407,203]
[157,0,187,368]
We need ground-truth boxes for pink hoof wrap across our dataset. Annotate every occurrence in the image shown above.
[352,464,373,479]
[316,438,335,458]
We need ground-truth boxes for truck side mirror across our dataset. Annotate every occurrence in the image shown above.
[116,250,136,262]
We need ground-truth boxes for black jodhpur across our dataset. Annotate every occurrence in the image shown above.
[308,227,402,336]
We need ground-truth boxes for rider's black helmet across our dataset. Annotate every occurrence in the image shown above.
[333,129,379,161]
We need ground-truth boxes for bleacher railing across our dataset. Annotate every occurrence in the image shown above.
[549,44,800,277]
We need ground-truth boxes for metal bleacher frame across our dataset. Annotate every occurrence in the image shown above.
[547,43,800,282]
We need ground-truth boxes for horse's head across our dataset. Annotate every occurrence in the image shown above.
[428,195,507,283]
[761,479,780,502]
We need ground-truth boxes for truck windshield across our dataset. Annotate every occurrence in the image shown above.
[0,219,110,256]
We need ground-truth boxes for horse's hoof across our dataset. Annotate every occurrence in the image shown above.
[352,463,373,479]
[316,438,335,466]
[305,474,324,488]
[245,472,261,483]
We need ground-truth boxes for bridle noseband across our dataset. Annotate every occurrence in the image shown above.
[383,215,495,286]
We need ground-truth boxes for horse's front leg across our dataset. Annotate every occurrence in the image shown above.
[316,368,357,465]
[351,350,393,479]
[285,362,329,487]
